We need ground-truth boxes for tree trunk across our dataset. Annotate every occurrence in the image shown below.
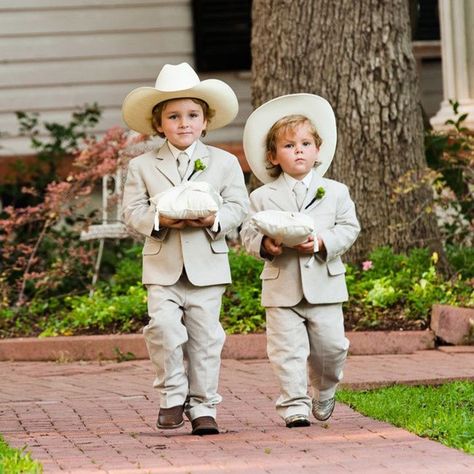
[251,0,445,264]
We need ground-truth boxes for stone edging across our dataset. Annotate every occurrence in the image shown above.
[0,330,435,362]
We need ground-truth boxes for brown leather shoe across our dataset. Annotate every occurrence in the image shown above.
[191,416,219,435]
[157,405,184,429]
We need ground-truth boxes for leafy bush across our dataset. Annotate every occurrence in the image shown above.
[1,243,472,338]
[345,246,473,330]
[221,248,265,334]
[39,285,148,337]
[445,244,474,279]
[424,100,473,245]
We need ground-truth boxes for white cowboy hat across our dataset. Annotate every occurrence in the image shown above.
[122,62,239,135]
[243,93,337,183]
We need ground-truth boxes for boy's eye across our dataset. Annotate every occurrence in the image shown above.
[283,143,293,148]
[167,114,177,120]
[303,141,312,146]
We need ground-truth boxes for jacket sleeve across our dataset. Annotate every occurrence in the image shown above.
[207,156,249,240]
[240,193,268,260]
[318,184,360,261]
[122,160,168,240]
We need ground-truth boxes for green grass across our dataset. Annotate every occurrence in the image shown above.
[0,435,42,474]
[337,381,474,455]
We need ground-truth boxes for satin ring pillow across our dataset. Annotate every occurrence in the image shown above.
[150,182,222,219]
[251,210,315,246]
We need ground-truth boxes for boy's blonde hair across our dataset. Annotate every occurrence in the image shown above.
[265,114,323,178]
[151,98,216,138]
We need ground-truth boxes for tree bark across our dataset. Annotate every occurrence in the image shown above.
[251,0,445,263]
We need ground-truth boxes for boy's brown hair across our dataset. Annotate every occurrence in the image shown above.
[265,114,323,178]
[151,98,216,138]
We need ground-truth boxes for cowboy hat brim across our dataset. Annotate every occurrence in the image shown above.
[122,79,239,135]
[243,94,337,184]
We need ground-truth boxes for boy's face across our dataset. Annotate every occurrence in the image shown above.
[269,123,320,180]
[157,98,207,150]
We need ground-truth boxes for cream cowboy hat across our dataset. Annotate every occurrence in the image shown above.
[122,62,239,135]
[243,93,337,184]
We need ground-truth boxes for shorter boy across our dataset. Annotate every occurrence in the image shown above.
[240,94,360,428]
[121,63,248,435]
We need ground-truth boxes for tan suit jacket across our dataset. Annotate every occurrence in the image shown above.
[240,173,360,307]
[122,140,249,286]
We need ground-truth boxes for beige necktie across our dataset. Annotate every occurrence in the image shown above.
[177,152,189,179]
[293,181,307,210]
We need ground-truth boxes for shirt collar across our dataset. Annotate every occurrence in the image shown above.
[284,169,314,190]
[167,141,197,160]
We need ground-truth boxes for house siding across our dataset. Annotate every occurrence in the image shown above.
[0,0,252,156]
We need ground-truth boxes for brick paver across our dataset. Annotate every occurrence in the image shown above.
[1,350,473,473]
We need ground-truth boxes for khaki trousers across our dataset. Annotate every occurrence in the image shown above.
[266,301,349,419]
[144,276,226,421]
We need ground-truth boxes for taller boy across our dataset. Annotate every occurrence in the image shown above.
[121,63,248,435]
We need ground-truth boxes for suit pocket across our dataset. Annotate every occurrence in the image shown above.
[313,212,335,230]
[260,265,280,280]
[142,239,162,256]
[210,239,229,254]
[327,259,346,276]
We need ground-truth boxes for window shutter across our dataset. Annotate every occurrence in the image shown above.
[192,0,252,72]
[414,0,440,41]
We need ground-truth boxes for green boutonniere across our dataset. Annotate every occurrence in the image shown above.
[305,187,326,209]
[315,186,325,199]
[194,159,206,172]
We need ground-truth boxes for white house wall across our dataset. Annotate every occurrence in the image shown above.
[0,0,252,157]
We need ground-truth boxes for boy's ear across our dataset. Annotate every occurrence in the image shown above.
[267,151,279,166]
[200,118,208,137]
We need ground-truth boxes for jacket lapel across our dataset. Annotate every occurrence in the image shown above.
[304,174,326,211]
[268,174,299,212]
[155,142,180,185]
[188,140,210,180]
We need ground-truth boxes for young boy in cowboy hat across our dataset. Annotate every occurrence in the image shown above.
[121,63,248,435]
[240,94,360,428]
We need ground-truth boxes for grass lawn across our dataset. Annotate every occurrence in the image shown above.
[0,435,42,474]
[337,381,474,455]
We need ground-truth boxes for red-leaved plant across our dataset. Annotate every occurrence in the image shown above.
[0,127,144,308]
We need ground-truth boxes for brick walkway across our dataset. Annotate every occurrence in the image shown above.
[1,349,473,473]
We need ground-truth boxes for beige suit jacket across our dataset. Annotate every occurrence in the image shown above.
[240,173,360,307]
[122,140,249,287]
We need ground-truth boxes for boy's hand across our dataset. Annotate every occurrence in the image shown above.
[262,236,283,256]
[293,235,315,254]
[185,214,216,228]
[159,215,186,229]
[293,236,325,255]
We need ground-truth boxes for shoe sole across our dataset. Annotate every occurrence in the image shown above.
[192,427,219,435]
[286,419,311,428]
[156,420,185,429]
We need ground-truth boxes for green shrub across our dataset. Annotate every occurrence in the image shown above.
[345,246,473,329]
[1,245,472,337]
[39,285,147,337]
[221,248,266,334]
[446,244,474,279]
